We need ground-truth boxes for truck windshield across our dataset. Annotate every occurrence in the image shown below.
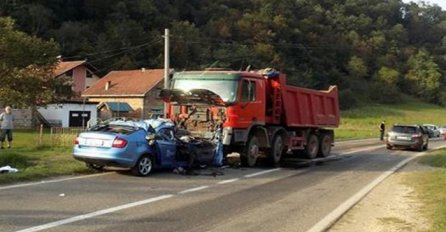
[173,79,238,103]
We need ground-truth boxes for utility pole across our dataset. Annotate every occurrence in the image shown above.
[164,28,170,118]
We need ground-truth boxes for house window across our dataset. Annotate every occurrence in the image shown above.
[86,70,93,78]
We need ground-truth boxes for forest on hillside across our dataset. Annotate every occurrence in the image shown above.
[0,0,445,109]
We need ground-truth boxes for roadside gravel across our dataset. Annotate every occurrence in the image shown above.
[329,159,433,232]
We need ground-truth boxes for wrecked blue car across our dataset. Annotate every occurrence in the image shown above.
[73,118,222,176]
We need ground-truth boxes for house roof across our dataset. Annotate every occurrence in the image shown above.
[99,102,133,112]
[82,69,165,97]
[53,60,87,77]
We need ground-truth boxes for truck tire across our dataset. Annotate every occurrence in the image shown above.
[241,136,259,167]
[269,134,284,166]
[318,134,332,157]
[305,134,319,159]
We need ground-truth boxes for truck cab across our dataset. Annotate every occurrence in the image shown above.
[160,68,339,167]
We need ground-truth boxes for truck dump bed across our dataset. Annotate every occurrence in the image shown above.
[283,85,340,128]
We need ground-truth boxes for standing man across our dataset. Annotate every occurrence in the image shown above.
[379,120,386,141]
[0,106,15,149]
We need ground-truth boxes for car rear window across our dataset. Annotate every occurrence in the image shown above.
[89,124,139,134]
[391,126,417,133]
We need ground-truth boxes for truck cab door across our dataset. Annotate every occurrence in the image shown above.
[236,79,265,127]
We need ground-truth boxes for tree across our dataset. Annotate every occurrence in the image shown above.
[405,49,442,102]
[0,17,65,107]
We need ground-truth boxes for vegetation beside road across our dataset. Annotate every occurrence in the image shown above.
[0,130,92,185]
[336,97,446,140]
[407,150,446,232]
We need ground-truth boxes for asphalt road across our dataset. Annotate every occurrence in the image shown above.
[1,138,445,232]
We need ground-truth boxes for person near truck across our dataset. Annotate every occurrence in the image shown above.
[379,120,385,141]
[0,106,15,149]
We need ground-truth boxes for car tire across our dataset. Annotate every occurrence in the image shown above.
[423,142,428,150]
[417,144,424,152]
[386,144,393,150]
[131,154,153,176]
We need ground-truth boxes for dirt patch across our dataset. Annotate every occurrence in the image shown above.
[329,160,433,232]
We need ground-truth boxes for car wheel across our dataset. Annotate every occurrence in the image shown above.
[86,163,105,171]
[386,144,393,150]
[240,136,259,167]
[131,154,153,176]
[423,141,428,150]
[417,143,424,152]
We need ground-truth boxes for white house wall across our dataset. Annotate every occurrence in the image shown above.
[38,103,98,128]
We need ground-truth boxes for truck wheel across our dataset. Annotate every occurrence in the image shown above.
[269,134,284,166]
[131,154,153,176]
[241,136,259,167]
[305,134,319,159]
[318,134,332,157]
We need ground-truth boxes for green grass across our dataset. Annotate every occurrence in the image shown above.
[336,99,446,140]
[0,129,93,185]
[407,151,446,232]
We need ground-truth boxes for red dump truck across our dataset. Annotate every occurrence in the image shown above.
[160,68,340,167]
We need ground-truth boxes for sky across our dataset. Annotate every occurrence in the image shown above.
[402,0,446,10]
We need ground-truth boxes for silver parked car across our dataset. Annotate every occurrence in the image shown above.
[386,124,429,151]
[422,124,441,138]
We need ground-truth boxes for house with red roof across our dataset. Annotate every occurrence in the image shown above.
[36,60,101,128]
[82,68,167,120]
[53,60,100,96]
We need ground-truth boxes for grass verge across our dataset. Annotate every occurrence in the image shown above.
[0,129,93,185]
[336,99,446,140]
[406,150,446,232]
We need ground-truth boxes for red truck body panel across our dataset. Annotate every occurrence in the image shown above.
[283,85,339,128]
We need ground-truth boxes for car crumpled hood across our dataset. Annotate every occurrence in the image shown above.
[159,88,226,106]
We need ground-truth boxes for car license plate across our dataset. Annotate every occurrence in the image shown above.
[396,136,411,141]
[85,139,104,146]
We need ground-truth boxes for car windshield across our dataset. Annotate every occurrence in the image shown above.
[173,74,239,103]
[391,126,417,134]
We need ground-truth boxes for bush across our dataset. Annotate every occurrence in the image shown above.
[368,83,403,104]
[339,89,359,110]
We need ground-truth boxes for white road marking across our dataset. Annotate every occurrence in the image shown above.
[15,194,174,232]
[218,178,240,184]
[307,144,446,232]
[0,172,113,190]
[341,144,383,155]
[179,185,209,194]
[244,168,281,178]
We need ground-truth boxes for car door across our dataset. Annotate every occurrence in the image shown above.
[154,128,177,167]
